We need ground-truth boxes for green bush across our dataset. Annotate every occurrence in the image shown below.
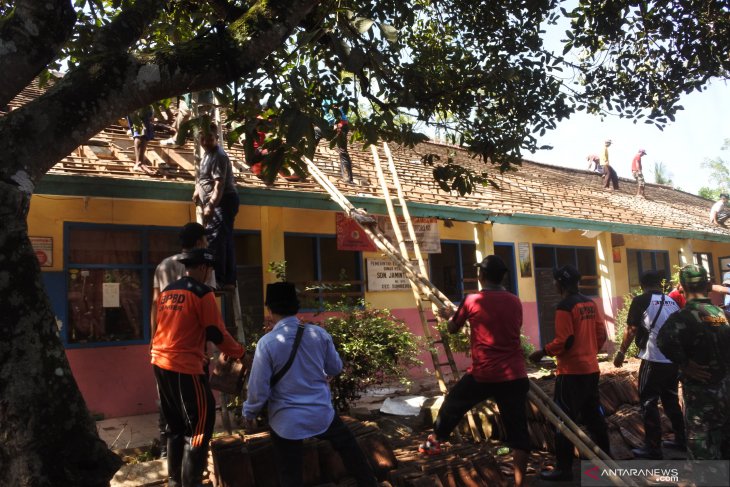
[614,288,642,358]
[321,300,423,412]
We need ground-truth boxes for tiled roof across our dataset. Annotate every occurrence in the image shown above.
[9,84,726,239]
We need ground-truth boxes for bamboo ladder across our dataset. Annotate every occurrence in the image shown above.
[370,144,481,442]
[302,147,637,487]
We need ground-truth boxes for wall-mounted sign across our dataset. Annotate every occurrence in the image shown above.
[518,242,532,277]
[377,216,441,254]
[336,213,378,252]
[30,236,53,267]
[366,258,411,292]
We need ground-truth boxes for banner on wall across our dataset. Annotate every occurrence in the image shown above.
[30,236,53,267]
[376,216,441,254]
[336,213,378,252]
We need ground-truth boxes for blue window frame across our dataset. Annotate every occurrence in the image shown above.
[429,240,478,303]
[63,222,263,348]
[283,233,363,309]
[627,249,670,290]
[64,223,166,348]
[494,242,519,296]
[533,244,599,296]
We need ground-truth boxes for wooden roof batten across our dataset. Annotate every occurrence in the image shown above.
[8,81,730,243]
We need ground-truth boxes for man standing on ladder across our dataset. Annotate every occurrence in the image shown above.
[193,123,239,290]
[419,255,530,487]
[529,265,611,481]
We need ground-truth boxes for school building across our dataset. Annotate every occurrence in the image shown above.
[22,100,730,419]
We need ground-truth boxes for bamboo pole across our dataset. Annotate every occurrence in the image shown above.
[301,154,634,486]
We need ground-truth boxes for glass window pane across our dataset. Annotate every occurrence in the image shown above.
[68,228,142,264]
[576,248,597,277]
[148,230,180,267]
[67,269,143,343]
[641,251,654,272]
[655,251,670,281]
[430,243,460,301]
[533,246,554,268]
[284,236,316,283]
[461,243,479,293]
[627,250,640,289]
[319,238,362,304]
[494,244,516,295]
[556,247,575,268]
[235,234,262,267]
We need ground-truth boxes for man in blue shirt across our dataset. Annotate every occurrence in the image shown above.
[243,282,376,487]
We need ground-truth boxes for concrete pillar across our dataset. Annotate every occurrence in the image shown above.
[260,206,285,286]
[473,222,494,290]
[678,239,694,266]
[596,232,619,347]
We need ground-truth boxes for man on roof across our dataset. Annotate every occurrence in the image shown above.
[632,149,647,198]
[600,139,619,190]
[709,193,730,227]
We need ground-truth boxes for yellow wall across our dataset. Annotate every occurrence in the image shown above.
[28,193,730,311]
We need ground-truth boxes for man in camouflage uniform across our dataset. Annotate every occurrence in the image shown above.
[657,264,730,460]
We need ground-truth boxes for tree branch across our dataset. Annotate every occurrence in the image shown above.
[92,0,169,54]
[0,0,76,107]
[0,0,322,187]
[208,0,246,21]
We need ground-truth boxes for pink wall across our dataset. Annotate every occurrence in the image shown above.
[66,345,158,418]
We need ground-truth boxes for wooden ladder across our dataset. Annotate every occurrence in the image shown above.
[370,143,481,441]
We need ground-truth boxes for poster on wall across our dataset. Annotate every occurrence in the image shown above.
[612,248,622,263]
[366,258,412,292]
[518,242,532,277]
[29,236,53,267]
[336,213,378,252]
[376,216,441,254]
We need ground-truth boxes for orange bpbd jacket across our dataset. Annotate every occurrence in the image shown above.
[151,276,244,375]
[544,293,607,375]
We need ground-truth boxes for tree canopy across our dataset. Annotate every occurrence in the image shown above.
[1,1,729,485]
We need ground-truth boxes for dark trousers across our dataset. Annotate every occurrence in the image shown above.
[153,365,216,487]
[269,415,377,487]
[206,191,239,286]
[602,165,619,189]
[638,360,685,449]
[717,209,730,225]
[434,374,531,451]
[314,124,354,182]
[553,373,611,470]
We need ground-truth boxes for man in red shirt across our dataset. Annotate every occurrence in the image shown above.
[419,255,529,487]
[632,149,647,197]
[151,248,245,487]
[529,265,610,481]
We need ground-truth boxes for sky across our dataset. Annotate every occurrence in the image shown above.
[526,1,730,197]
[528,80,730,196]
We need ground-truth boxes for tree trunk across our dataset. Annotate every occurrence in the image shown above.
[0,181,122,486]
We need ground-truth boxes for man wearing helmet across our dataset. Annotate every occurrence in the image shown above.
[657,264,730,460]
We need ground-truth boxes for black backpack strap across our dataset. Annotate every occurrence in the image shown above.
[648,294,666,333]
[270,323,306,387]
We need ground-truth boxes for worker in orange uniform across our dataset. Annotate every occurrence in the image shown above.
[151,248,245,487]
[529,265,611,481]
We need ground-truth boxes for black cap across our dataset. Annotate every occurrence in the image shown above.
[178,248,215,267]
[265,282,299,307]
[475,255,508,273]
[553,265,581,286]
[721,193,729,199]
[179,222,206,248]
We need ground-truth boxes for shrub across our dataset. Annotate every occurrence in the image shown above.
[320,300,423,412]
[614,288,642,358]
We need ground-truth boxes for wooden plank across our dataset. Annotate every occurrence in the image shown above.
[158,147,196,174]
